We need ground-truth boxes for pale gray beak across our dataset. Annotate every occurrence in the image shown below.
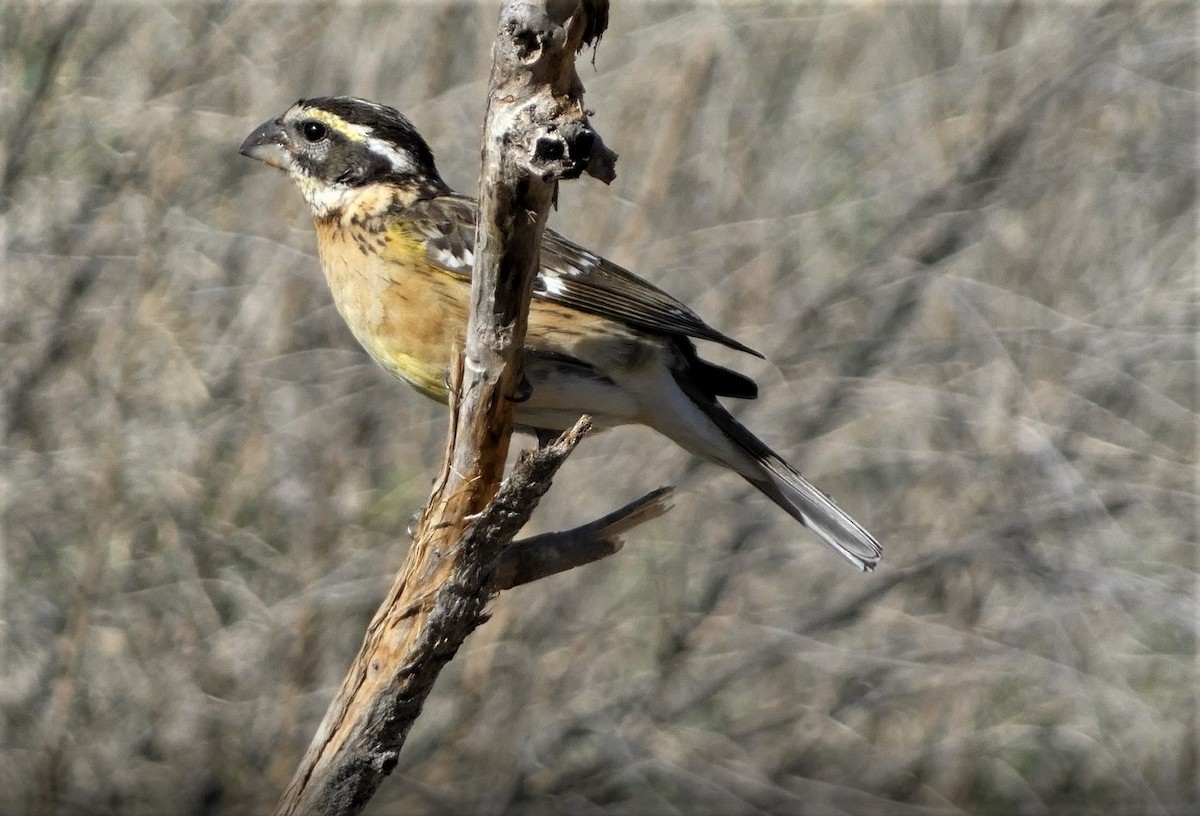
[239,118,292,171]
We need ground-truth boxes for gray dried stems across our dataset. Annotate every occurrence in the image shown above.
[1,2,1195,814]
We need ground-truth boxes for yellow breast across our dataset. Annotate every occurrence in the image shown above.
[312,213,650,407]
[315,220,467,401]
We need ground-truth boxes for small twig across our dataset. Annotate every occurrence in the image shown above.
[493,485,675,591]
[461,416,596,555]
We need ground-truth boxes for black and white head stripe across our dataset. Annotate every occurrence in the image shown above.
[287,96,443,184]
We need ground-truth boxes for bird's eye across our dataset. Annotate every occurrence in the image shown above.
[301,121,328,143]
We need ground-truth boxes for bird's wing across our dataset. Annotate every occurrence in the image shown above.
[404,194,763,357]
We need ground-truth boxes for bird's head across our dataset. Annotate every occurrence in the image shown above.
[240,96,447,216]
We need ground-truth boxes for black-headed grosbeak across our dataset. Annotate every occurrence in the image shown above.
[240,96,882,571]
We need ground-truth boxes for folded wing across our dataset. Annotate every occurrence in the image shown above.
[403,194,763,358]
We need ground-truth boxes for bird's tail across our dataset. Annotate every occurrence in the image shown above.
[707,400,882,571]
[652,369,883,571]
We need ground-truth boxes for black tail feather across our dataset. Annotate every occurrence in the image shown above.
[673,365,882,570]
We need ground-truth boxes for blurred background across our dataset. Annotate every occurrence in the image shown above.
[1,1,1195,814]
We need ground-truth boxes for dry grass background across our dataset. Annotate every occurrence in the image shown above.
[1,1,1195,814]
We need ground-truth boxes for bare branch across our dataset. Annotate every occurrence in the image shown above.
[494,485,675,591]
[271,3,627,815]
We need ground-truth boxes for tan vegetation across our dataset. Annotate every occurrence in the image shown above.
[1,2,1195,814]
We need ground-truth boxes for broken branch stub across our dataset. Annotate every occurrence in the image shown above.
[488,0,618,184]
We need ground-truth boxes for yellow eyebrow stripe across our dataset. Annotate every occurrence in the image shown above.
[299,108,370,141]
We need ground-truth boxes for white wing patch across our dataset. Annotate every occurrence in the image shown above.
[429,244,473,270]
[559,252,593,275]
[538,275,567,296]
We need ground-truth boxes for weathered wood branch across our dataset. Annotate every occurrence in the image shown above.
[495,485,674,590]
[271,3,636,815]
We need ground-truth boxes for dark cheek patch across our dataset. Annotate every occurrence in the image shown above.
[328,142,362,184]
[326,140,390,186]
[295,154,323,178]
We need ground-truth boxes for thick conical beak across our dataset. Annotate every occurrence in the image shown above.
[239,119,292,171]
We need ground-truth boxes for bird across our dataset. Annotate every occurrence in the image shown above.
[240,96,882,571]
